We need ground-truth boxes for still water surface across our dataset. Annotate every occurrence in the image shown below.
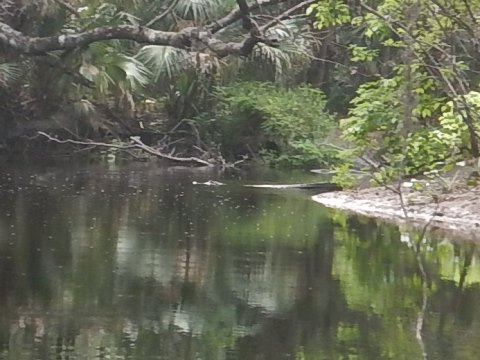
[0,161,479,359]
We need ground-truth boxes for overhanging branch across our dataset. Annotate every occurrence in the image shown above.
[0,20,260,57]
[0,0,302,58]
[0,22,177,54]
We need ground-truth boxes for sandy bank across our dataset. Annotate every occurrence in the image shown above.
[312,185,480,240]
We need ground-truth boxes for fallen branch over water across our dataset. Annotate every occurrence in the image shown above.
[128,136,213,166]
[38,132,214,166]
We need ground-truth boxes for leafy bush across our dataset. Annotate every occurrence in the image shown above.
[202,82,338,167]
[340,74,476,177]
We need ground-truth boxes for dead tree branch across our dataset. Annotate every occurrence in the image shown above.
[38,132,214,166]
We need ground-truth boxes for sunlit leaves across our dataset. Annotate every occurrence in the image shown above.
[308,0,351,30]
[349,45,379,62]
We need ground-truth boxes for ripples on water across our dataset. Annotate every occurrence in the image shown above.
[0,161,479,359]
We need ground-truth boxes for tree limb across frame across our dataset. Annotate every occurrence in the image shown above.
[0,0,303,58]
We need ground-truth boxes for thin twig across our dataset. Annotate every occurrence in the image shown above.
[260,0,315,32]
[145,0,180,27]
[54,0,80,18]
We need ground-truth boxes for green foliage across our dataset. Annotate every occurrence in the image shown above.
[339,67,472,176]
[307,0,351,30]
[6,0,480,174]
[331,162,358,189]
[205,82,338,167]
[307,0,480,181]
[438,91,480,149]
[349,45,379,63]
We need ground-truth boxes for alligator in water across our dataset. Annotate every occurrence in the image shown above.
[193,180,341,192]
[243,183,341,191]
[192,180,225,186]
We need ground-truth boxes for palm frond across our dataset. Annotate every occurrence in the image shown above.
[175,0,227,23]
[0,62,23,88]
[252,44,293,79]
[248,16,312,83]
[265,17,308,39]
[136,45,189,79]
[80,43,151,94]
[118,55,151,89]
[251,40,312,83]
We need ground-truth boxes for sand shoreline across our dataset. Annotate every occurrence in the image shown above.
[312,186,480,240]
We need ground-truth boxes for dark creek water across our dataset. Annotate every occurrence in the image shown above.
[0,161,479,360]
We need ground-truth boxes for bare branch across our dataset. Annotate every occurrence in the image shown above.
[0,22,176,53]
[38,131,137,149]
[260,0,315,32]
[5,15,272,59]
[54,0,80,18]
[236,0,253,30]
[0,20,261,57]
[38,131,214,166]
[129,136,213,166]
[207,0,290,34]
[145,0,180,28]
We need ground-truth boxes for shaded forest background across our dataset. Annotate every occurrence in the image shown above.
[1,0,480,179]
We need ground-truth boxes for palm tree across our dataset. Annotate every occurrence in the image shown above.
[2,0,317,142]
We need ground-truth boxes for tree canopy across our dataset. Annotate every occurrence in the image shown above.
[1,0,480,173]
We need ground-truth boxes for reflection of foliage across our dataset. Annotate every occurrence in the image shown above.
[328,212,480,360]
[214,192,331,248]
[2,165,480,359]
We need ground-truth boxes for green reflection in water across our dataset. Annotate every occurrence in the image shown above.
[0,162,479,359]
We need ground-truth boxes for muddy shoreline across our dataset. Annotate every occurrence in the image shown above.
[313,185,480,240]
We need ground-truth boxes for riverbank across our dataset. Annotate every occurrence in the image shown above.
[313,182,480,240]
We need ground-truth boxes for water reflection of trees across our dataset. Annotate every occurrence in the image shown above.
[0,165,480,359]
[324,214,480,360]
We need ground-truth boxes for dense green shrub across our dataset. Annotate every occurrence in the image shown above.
[340,75,476,177]
[200,82,338,167]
